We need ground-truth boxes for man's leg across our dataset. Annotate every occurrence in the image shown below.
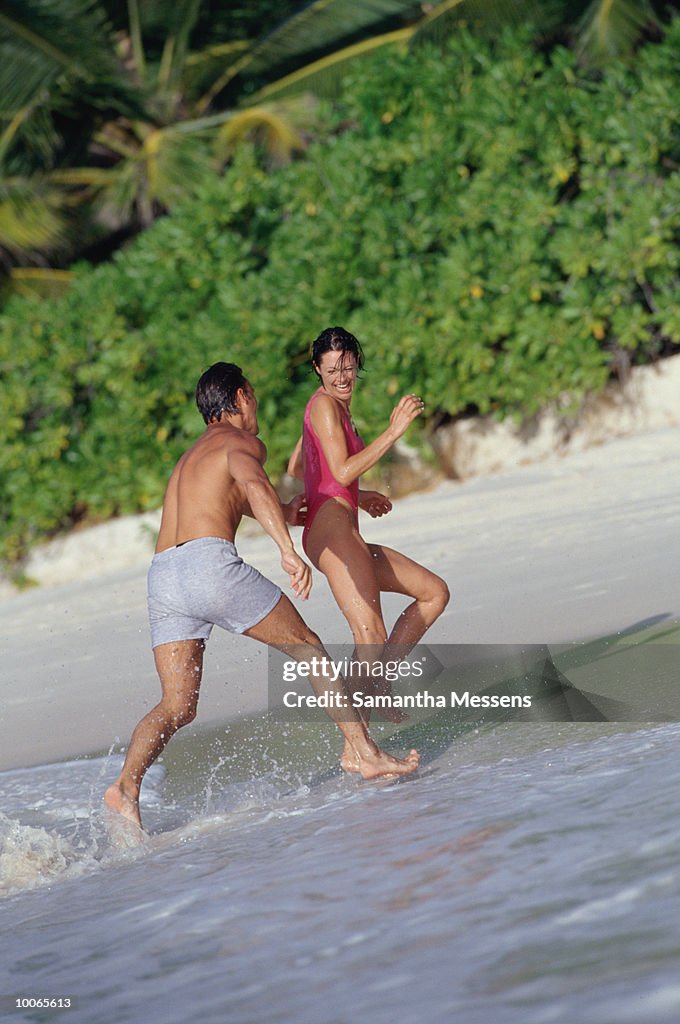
[244,594,419,779]
[104,639,205,828]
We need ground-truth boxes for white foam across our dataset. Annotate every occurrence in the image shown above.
[0,812,88,892]
[0,755,166,894]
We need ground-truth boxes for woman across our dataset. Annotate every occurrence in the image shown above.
[288,326,450,726]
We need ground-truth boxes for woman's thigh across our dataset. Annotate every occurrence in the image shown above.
[368,543,446,601]
[306,500,386,638]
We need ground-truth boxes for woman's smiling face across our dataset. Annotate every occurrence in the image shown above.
[315,350,358,404]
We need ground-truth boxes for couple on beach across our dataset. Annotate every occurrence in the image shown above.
[105,327,450,829]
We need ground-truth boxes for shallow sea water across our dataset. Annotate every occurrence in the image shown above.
[2,700,680,1024]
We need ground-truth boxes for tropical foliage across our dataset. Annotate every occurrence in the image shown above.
[0,0,424,269]
[1,22,678,569]
[1,0,676,274]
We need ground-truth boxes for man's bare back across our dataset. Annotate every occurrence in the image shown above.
[155,382,311,595]
[156,422,264,552]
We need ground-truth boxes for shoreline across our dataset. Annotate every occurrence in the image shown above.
[1,423,679,772]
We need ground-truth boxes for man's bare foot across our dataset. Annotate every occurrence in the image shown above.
[104,783,143,831]
[340,748,361,774]
[341,745,419,780]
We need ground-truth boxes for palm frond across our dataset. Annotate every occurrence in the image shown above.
[409,0,557,47]
[194,50,259,115]
[407,0,465,46]
[157,0,202,94]
[245,0,422,73]
[250,28,413,104]
[195,0,421,112]
[89,124,214,228]
[182,40,251,102]
[49,167,120,188]
[574,0,659,63]
[0,174,71,257]
[126,0,146,81]
[7,266,73,300]
[0,0,133,113]
[215,107,307,166]
[0,105,33,161]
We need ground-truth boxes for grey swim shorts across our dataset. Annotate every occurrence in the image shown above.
[147,537,282,648]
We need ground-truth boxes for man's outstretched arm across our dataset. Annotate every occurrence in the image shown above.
[229,447,312,600]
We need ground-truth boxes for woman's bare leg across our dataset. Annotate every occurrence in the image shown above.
[368,544,450,651]
[306,501,450,740]
[306,500,388,644]
[305,501,404,735]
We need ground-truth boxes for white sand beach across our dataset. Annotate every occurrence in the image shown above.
[1,424,679,773]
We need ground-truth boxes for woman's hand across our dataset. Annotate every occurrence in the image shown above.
[388,394,425,441]
[308,390,424,488]
[359,490,392,518]
[283,493,307,527]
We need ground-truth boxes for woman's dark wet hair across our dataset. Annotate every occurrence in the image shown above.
[196,362,249,424]
[311,326,364,378]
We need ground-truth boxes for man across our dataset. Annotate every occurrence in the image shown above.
[104,362,419,829]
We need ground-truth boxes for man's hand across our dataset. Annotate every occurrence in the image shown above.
[281,549,312,600]
[359,490,392,518]
[283,493,307,527]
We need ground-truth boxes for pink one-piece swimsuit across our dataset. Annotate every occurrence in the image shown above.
[302,388,365,553]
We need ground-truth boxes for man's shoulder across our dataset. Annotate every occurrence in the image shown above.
[197,423,260,450]
[223,427,266,462]
[183,425,263,465]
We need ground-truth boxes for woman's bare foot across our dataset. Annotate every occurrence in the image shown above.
[341,743,419,780]
[370,681,409,724]
[376,705,410,724]
[104,783,143,830]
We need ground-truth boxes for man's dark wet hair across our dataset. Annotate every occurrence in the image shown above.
[196,362,249,424]
[311,326,364,378]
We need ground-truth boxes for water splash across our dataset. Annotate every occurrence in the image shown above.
[0,753,163,895]
[0,811,89,893]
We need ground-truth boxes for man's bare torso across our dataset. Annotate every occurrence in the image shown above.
[155,424,265,553]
